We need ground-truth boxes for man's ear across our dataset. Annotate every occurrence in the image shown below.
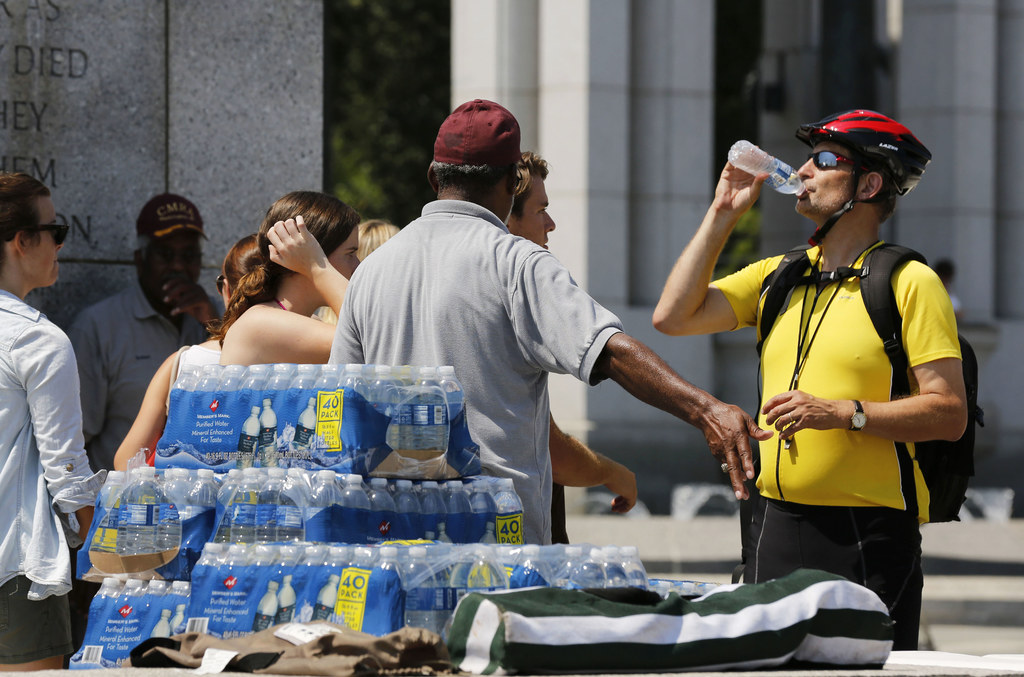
[427,163,440,194]
[505,167,518,196]
[133,248,144,269]
[859,171,885,201]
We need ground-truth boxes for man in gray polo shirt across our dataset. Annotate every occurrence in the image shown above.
[69,194,217,471]
[330,100,769,543]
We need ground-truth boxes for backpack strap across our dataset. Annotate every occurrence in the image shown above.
[756,246,813,356]
[858,243,928,517]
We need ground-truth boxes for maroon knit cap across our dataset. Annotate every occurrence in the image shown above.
[433,99,522,166]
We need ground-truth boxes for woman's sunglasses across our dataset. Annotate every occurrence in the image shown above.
[3,223,69,246]
[215,274,227,294]
[809,150,859,171]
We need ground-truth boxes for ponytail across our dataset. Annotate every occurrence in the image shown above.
[208,261,284,344]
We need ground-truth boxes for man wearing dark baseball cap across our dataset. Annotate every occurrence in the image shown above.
[330,100,768,543]
[69,193,217,472]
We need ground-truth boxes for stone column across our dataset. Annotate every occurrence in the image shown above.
[451,0,718,510]
[2,0,322,327]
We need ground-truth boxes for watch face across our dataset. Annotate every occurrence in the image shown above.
[852,412,867,430]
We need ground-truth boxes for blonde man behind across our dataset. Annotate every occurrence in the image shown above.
[509,151,637,542]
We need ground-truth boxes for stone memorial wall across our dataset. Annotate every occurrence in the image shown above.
[0,0,322,327]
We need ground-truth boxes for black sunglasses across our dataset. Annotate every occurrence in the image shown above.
[809,150,859,171]
[38,223,69,245]
[215,274,227,294]
[3,223,69,245]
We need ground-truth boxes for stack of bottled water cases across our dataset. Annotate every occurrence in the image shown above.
[177,541,652,640]
[74,541,660,656]
[212,468,525,546]
[69,579,192,669]
[155,363,480,478]
[79,465,528,581]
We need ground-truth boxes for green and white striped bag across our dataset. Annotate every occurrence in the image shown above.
[447,568,892,674]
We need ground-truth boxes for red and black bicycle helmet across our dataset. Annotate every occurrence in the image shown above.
[796,110,931,196]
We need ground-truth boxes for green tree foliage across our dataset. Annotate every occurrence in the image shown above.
[714,0,762,274]
[324,0,451,227]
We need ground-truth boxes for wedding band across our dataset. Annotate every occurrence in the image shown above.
[720,462,729,474]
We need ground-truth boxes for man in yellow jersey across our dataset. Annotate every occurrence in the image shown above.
[652,111,967,650]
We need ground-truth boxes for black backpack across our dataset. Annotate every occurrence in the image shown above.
[755,243,982,522]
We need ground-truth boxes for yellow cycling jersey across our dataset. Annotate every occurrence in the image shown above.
[714,242,961,519]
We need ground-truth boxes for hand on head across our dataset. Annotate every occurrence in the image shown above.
[267,215,328,277]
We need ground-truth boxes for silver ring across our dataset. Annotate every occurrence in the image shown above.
[720,462,729,474]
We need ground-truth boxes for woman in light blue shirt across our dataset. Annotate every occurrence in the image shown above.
[0,172,103,669]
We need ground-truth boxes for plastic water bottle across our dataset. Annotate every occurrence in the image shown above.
[315,363,342,391]
[162,468,192,513]
[449,545,508,599]
[601,546,628,588]
[90,470,125,553]
[492,477,524,545]
[553,545,583,589]
[392,479,423,539]
[293,397,317,453]
[727,140,804,194]
[417,480,447,540]
[368,477,397,540]
[258,398,278,467]
[620,545,649,589]
[219,364,246,391]
[402,546,444,633]
[188,469,219,511]
[240,364,270,392]
[569,547,607,589]
[214,469,241,543]
[437,365,464,421]
[229,467,262,543]
[513,544,553,588]
[173,364,202,392]
[237,406,260,469]
[267,363,297,392]
[293,363,319,390]
[257,467,303,542]
[370,365,399,416]
[341,474,371,509]
[252,580,280,631]
[443,480,472,543]
[467,478,497,543]
[401,367,449,451]
[117,466,179,554]
[275,573,297,625]
[196,364,222,392]
[341,363,369,399]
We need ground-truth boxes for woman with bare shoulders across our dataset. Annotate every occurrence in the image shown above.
[215,191,360,366]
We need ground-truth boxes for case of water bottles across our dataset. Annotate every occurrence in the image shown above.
[73,539,654,665]
[77,463,528,581]
[155,363,480,479]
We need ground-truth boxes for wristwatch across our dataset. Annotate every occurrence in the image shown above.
[849,400,867,431]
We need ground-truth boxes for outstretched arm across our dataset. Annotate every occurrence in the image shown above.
[592,332,772,499]
[549,416,637,513]
[652,162,766,336]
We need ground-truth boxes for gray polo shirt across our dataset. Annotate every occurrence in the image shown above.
[330,200,623,544]
[68,283,207,471]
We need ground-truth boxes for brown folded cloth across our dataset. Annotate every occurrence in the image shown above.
[129,621,453,676]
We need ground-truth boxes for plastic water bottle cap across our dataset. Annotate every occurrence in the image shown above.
[344,363,361,374]
[439,365,456,376]
[268,467,286,478]
[379,546,398,558]
[135,466,156,478]
[317,470,335,480]
[409,546,427,558]
[198,469,214,479]
[396,479,412,489]
[370,477,388,488]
